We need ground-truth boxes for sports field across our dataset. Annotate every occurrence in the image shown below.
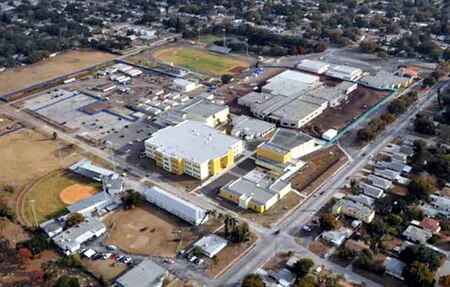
[0,50,115,95]
[152,47,250,75]
[22,171,99,224]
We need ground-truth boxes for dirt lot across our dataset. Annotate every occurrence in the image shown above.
[302,86,391,136]
[83,258,128,283]
[308,240,332,258]
[290,145,348,195]
[0,50,115,96]
[103,204,220,258]
[0,127,81,216]
[22,171,100,225]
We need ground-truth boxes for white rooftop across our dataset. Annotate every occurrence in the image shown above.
[194,234,228,258]
[145,120,241,163]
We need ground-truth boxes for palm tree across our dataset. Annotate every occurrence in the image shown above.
[223,214,237,237]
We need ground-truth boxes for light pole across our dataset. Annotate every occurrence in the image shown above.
[106,141,117,174]
[56,141,64,168]
[245,38,249,56]
[222,28,226,47]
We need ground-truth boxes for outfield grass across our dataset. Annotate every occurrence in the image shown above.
[152,47,249,75]
[23,171,99,224]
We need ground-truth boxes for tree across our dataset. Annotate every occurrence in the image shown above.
[403,261,434,287]
[241,273,264,287]
[16,247,33,266]
[121,189,142,209]
[221,74,233,84]
[231,222,251,243]
[291,258,314,280]
[313,43,327,53]
[298,275,319,287]
[319,213,337,231]
[359,39,378,53]
[337,248,353,259]
[414,114,436,135]
[53,275,80,287]
[52,131,58,141]
[423,77,436,87]
[400,244,442,271]
[64,213,85,228]
[408,177,435,201]
[223,214,237,237]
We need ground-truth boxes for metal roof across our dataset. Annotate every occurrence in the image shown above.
[116,260,167,287]
[143,186,208,225]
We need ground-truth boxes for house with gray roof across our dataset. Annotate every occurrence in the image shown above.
[402,225,433,244]
[66,191,112,216]
[69,159,114,181]
[384,257,406,281]
[367,174,392,190]
[358,182,385,199]
[116,260,167,287]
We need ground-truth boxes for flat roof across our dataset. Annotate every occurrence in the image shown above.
[261,128,314,155]
[327,65,362,75]
[269,98,322,123]
[360,70,410,88]
[52,217,105,252]
[231,115,275,137]
[181,99,228,118]
[194,234,228,257]
[116,260,166,287]
[145,120,241,163]
[223,177,279,205]
[296,59,330,72]
[268,70,320,84]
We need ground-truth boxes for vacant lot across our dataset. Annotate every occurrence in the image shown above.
[290,145,347,195]
[302,86,391,136]
[83,258,128,283]
[0,50,115,95]
[152,47,250,75]
[0,128,81,210]
[103,204,203,258]
[22,171,99,225]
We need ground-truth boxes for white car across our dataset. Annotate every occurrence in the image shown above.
[302,225,312,232]
[102,253,112,260]
[107,244,118,251]
[189,256,197,262]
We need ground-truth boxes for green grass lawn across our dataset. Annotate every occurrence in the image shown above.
[199,34,222,44]
[153,47,249,75]
[23,171,99,225]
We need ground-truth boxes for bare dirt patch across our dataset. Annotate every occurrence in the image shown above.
[302,86,390,136]
[83,258,128,283]
[290,145,347,195]
[60,184,97,204]
[103,204,219,258]
[0,50,115,96]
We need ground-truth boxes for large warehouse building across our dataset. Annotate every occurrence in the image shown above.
[144,186,209,225]
[144,120,244,180]
[238,70,357,128]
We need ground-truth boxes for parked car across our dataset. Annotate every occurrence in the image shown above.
[102,253,112,260]
[117,255,125,262]
[189,256,197,262]
[302,225,312,232]
[164,258,174,264]
[123,257,132,265]
[107,244,117,251]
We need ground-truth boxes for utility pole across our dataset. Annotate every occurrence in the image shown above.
[29,199,38,228]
